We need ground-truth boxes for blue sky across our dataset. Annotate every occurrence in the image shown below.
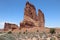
[0,0,60,29]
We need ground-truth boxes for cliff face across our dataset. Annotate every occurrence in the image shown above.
[20,2,45,29]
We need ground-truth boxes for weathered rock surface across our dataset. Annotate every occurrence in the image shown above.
[38,9,45,27]
[24,2,37,20]
[20,1,45,29]
[4,23,18,31]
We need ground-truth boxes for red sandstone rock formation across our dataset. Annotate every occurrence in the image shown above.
[20,1,45,29]
[20,2,39,28]
[4,23,18,31]
[38,9,45,27]
[24,2,37,20]
[4,1,45,31]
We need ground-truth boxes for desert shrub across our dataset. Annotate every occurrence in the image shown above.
[36,30,39,32]
[25,30,28,35]
[39,33,43,38]
[0,36,7,40]
[0,34,16,40]
[57,34,60,38]
[8,31,12,34]
[23,30,28,35]
[6,34,16,40]
[50,37,56,40]
[19,32,21,34]
[50,28,55,34]
[23,32,25,34]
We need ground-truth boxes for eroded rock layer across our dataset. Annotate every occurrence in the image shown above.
[4,23,18,31]
[20,1,45,29]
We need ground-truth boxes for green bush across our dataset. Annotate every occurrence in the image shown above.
[50,28,55,34]
[50,37,56,40]
[8,31,12,34]
[0,34,16,40]
[19,32,21,34]
[0,36,7,40]
[57,34,60,38]
[36,30,39,32]
[23,32,25,34]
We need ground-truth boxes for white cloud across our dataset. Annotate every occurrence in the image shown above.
[5,21,16,24]
[0,22,4,25]
[5,21,19,25]
[0,22,4,29]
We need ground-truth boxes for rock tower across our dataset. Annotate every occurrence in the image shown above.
[20,1,45,30]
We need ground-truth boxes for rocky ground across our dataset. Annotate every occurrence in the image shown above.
[0,31,60,40]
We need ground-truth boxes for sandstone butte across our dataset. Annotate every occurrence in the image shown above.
[3,1,60,33]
